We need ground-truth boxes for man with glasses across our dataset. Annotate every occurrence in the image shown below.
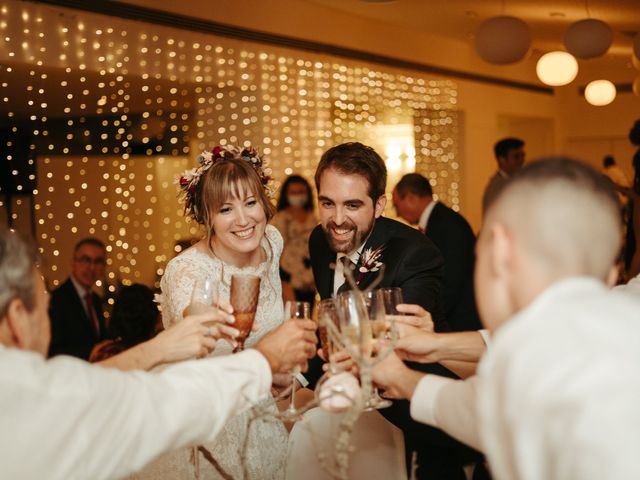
[49,238,108,359]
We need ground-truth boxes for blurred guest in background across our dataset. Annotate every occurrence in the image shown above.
[482,137,525,213]
[90,284,158,362]
[393,173,481,332]
[271,174,317,306]
[48,237,108,360]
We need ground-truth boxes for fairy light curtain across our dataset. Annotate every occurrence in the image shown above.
[0,1,460,292]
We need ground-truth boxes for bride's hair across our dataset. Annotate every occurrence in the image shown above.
[196,157,276,248]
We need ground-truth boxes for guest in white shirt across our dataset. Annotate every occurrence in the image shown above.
[374,157,640,480]
[0,227,317,480]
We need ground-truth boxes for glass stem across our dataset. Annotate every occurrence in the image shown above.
[289,374,297,411]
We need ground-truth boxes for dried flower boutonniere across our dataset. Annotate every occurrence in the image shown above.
[355,244,385,284]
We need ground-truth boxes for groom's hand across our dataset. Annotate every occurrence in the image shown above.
[254,320,317,374]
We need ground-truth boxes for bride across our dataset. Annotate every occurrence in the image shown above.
[132,145,288,479]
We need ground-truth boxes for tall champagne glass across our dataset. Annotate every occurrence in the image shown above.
[363,289,392,410]
[229,274,261,352]
[336,290,372,363]
[283,300,311,418]
[316,298,340,373]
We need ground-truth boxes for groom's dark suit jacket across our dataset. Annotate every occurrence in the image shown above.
[424,202,481,332]
[48,278,107,360]
[308,216,482,478]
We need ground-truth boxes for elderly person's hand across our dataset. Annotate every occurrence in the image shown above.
[158,304,238,362]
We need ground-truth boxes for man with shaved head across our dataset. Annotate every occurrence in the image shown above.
[373,158,640,479]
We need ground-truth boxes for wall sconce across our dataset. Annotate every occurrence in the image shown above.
[536,51,579,86]
[584,79,616,106]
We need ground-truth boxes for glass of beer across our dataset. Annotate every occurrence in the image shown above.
[230,274,261,353]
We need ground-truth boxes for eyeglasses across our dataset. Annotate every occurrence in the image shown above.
[74,255,106,266]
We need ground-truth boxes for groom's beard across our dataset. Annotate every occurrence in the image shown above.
[322,216,375,254]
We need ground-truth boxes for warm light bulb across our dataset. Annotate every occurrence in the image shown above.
[584,79,616,106]
[536,51,578,86]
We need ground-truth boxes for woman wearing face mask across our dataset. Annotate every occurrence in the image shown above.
[271,175,317,306]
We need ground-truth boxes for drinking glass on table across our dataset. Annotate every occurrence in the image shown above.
[283,300,311,418]
[229,274,261,353]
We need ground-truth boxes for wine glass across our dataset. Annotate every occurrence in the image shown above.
[229,274,261,353]
[335,290,372,363]
[379,287,404,315]
[185,278,218,319]
[283,300,311,418]
[363,289,392,410]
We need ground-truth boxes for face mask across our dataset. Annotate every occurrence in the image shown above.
[287,194,307,207]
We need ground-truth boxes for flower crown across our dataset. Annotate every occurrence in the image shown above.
[178,144,274,221]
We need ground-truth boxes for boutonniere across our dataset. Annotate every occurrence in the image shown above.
[356,244,385,283]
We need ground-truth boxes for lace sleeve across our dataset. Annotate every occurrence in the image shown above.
[160,256,200,328]
[266,224,284,262]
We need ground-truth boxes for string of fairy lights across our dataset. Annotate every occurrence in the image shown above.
[0,0,460,297]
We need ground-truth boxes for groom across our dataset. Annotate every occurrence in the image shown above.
[308,142,482,479]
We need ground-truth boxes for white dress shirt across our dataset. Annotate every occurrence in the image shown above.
[0,346,272,480]
[417,200,438,232]
[410,277,640,479]
[332,248,363,296]
[478,278,640,480]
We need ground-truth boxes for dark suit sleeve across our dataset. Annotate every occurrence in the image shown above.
[427,208,482,332]
[48,290,88,359]
[388,235,449,332]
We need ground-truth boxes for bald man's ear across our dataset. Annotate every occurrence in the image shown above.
[605,265,619,288]
[488,222,514,279]
[3,298,33,350]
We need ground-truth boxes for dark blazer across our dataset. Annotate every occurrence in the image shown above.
[424,202,482,332]
[48,278,106,360]
[308,216,481,478]
[310,216,446,324]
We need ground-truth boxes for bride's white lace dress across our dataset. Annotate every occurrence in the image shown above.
[131,225,287,480]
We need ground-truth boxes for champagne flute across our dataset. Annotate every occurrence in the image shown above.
[316,298,341,374]
[336,290,372,363]
[283,300,311,418]
[363,289,392,410]
[229,274,261,353]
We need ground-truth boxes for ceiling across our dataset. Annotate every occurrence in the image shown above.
[307,0,640,61]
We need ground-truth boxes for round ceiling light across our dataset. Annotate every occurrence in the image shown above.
[584,80,616,106]
[564,19,612,59]
[536,51,579,86]
[475,16,531,64]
